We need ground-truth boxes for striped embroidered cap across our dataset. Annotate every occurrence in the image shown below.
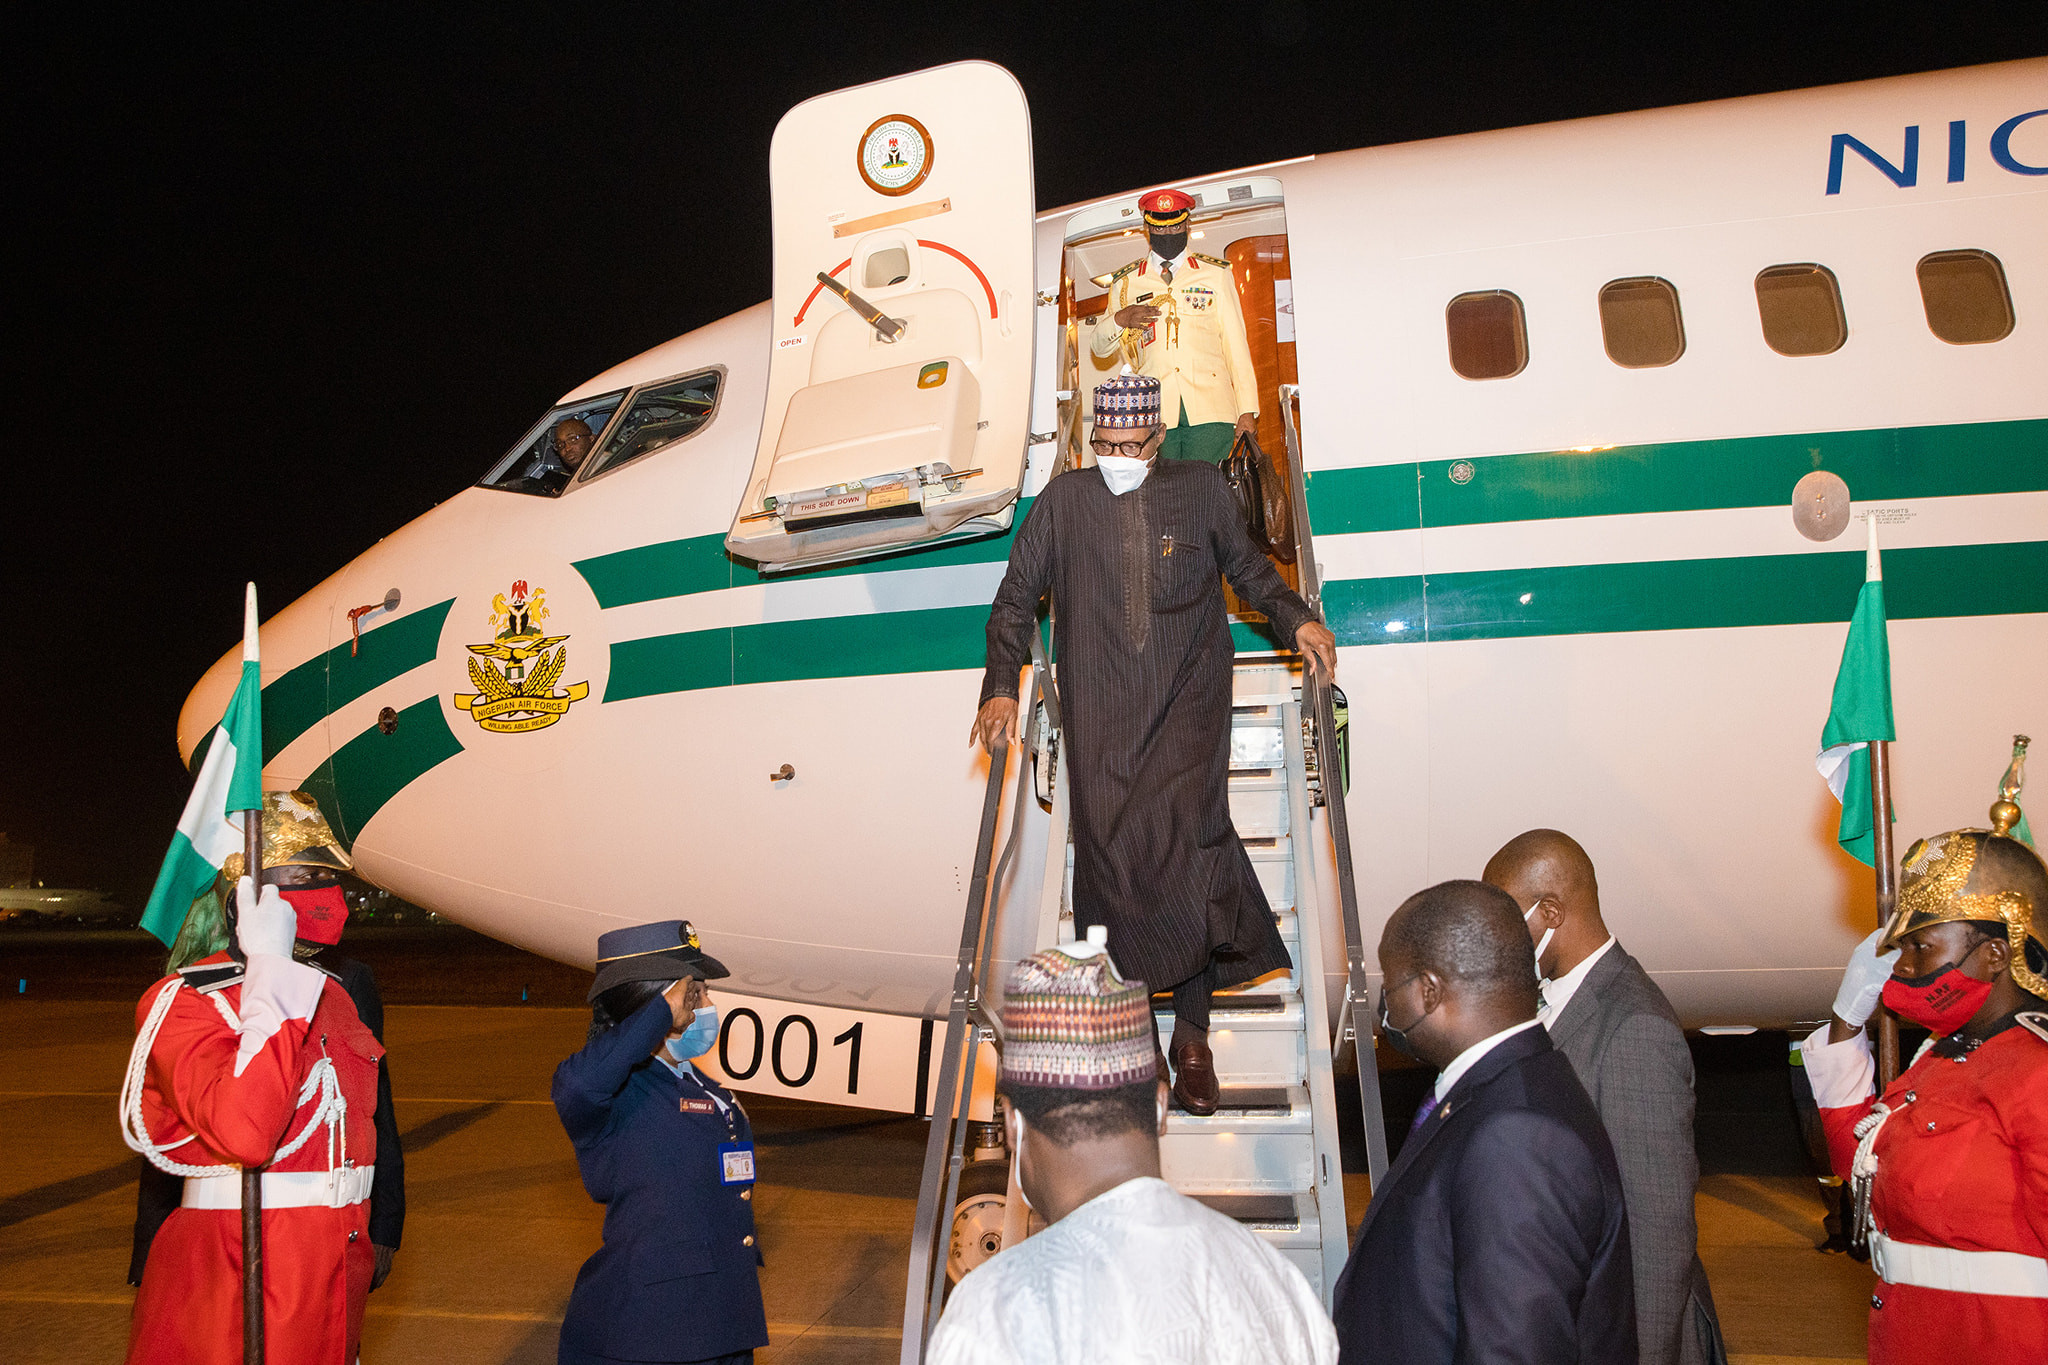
[1092,372,1162,430]
[1001,930,1157,1090]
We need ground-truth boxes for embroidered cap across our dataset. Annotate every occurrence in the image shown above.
[589,919,730,1000]
[1092,372,1162,431]
[1001,929,1157,1091]
[1139,188,1195,230]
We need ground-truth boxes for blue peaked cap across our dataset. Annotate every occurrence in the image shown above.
[589,918,729,1000]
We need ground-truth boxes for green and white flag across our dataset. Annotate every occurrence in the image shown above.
[139,585,264,945]
[1816,519,1895,867]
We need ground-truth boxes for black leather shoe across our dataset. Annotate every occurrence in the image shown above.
[1170,1039,1220,1115]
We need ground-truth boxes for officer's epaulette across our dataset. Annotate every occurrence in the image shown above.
[1193,252,1232,271]
[1105,260,1143,283]
[178,960,245,994]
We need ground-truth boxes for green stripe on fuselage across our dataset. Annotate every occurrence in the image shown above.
[572,503,1032,609]
[298,697,463,849]
[1306,417,2048,535]
[1323,541,2048,643]
[252,599,456,765]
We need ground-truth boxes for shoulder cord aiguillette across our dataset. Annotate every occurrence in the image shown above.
[120,977,347,1178]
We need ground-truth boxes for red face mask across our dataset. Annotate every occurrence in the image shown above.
[1880,943,1995,1034]
[278,884,349,946]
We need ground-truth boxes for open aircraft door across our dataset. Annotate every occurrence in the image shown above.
[725,62,1035,573]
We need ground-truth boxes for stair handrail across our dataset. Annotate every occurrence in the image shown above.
[1276,383,1390,1186]
[900,621,1056,1363]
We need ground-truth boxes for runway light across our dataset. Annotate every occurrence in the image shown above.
[1384,620,1408,634]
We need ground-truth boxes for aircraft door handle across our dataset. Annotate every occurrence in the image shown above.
[769,764,795,782]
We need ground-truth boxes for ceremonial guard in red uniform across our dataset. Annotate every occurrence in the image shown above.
[1801,766,2048,1364]
[121,792,382,1365]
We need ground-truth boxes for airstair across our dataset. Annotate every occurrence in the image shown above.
[901,389,1389,1361]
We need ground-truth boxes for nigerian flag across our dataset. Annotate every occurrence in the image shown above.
[140,585,264,945]
[1815,519,1894,867]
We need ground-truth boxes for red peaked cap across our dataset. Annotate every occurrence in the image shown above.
[1139,189,1195,229]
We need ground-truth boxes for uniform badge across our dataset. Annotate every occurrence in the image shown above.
[452,579,591,734]
[680,1098,718,1114]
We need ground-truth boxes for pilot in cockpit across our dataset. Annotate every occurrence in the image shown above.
[504,417,597,495]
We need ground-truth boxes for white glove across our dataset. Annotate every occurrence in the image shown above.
[1831,926,1899,1027]
[235,877,297,958]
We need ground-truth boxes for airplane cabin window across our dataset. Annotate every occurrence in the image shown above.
[1598,277,1686,368]
[582,371,723,480]
[1754,264,1847,356]
[1445,290,1529,380]
[1917,249,2015,345]
[479,392,627,497]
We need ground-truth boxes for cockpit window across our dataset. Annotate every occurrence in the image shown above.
[582,370,723,481]
[479,391,627,497]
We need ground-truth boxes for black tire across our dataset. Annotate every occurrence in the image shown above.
[945,1159,1012,1286]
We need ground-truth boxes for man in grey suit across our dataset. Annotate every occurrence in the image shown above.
[1485,830,1727,1365]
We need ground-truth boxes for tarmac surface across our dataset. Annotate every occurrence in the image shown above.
[1,926,1876,1363]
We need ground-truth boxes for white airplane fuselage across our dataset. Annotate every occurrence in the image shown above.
[178,60,2047,1088]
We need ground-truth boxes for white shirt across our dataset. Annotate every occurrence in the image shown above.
[1537,936,1617,1029]
[1435,1019,1545,1102]
[926,1176,1337,1365]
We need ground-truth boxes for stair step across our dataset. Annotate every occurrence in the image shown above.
[1186,1189,1323,1252]
[1157,1001,1306,1087]
[1165,1084,1311,1129]
[1230,715,1286,770]
[1229,785,1288,839]
[1229,663,1298,708]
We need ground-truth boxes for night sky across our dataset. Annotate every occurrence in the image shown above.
[11,4,2045,904]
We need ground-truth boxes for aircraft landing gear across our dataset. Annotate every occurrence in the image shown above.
[945,1159,1012,1286]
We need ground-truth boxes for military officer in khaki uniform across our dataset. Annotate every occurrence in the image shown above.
[1088,189,1259,466]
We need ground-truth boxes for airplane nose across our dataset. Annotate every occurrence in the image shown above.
[177,643,245,769]
[175,581,338,774]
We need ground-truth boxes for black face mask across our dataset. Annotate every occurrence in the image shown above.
[1378,976,1429,1062]
[1148,229,1188,262]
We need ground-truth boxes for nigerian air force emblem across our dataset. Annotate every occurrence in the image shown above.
[452,580,590,733]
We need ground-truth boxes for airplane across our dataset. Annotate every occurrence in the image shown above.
[175,58,2046,1133]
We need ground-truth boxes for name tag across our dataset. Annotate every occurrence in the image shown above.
[719,1141,756,1185]
[680,1098,718,1115]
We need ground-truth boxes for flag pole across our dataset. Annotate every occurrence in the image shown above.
[238,584,266,1365]
[1868,739,1901,1087]
[1856,517,1902,1088]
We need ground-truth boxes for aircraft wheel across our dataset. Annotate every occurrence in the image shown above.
[945,1159,1011,1285]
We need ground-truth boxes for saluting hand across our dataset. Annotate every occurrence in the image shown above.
[1295,621,1337,680]
[970,697,1021,753]
[662,977,696,1030]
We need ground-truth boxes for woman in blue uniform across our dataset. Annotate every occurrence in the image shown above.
[552,920,767,1365]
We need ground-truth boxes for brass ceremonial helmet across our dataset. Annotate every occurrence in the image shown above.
[220,789,354,884]
[1880,740,2047,999]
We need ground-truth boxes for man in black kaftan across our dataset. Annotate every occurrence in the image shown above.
[973,372,1337,1114]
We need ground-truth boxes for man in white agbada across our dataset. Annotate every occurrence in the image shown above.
[927,935,1335,1365]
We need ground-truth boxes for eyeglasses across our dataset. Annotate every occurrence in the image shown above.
[1090,438,1153,458]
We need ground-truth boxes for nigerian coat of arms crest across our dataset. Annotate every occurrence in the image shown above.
[452,579,590,733]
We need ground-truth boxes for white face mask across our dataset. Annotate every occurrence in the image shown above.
[1096,454,1151,496]
[1525,898,1557,979]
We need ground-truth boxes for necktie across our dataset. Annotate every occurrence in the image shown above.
[1408,1092,1439,1135]
[1160,259,1173,285]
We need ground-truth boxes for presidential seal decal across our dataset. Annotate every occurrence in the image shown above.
[858,114,933,196]
[453,579,590,733]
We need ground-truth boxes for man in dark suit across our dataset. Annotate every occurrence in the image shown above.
[1332,879,1635,1365]
[1486,830,1725,1365]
